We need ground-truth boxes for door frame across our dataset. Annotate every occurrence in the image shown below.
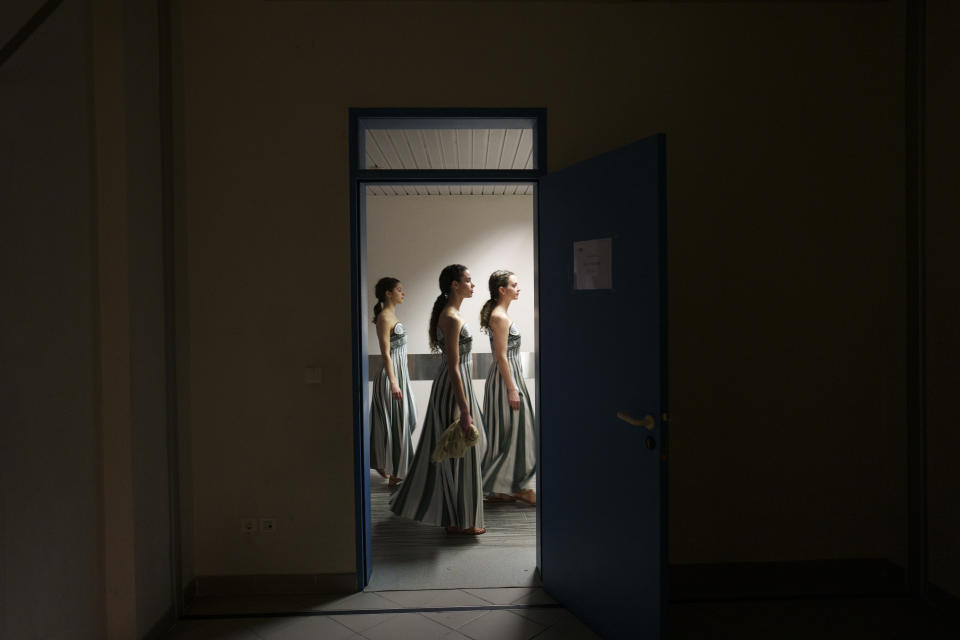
[349,108,547,589]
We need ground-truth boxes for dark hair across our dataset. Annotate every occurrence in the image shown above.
[428,264,467,352]
[480,270,514,334]
[372,277,401,324]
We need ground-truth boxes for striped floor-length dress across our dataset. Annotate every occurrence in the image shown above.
[369,322,416,479]
[481,323,537,496]
[390,324,486,530]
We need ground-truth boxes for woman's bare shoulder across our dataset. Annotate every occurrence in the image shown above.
[489,308,510,330]
[438,308,462,331]
[376,309,397,330]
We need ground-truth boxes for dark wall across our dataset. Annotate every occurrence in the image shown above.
[123,0,174,633]
[0,1,105,637]
[176,0,908,577]
[926,0,960,599]
[1,0,175,635]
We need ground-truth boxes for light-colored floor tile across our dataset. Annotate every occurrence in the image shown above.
[330,612,398,633]
[429,589,497,608]
[509,589,557,605]
[439,631,473,640]
[249,615,358,640]
[375,588,491,608]
[461,587,535,605]
[371,590,436,608]
[422,607,490,630]
[163,619,261,639]
[361,612,455,640]
[311,591,398,612]
[456,609,545,640]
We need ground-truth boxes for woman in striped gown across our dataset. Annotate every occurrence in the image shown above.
[369,277,416,488]
[480,270,537,506]
[390,264,487,534]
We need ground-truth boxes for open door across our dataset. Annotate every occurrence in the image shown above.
[539,134,667,639]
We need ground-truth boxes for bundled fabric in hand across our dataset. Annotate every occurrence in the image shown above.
[431,418,479,462]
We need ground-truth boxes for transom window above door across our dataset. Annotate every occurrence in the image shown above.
[356,113,543,172]
[364,183,534,196]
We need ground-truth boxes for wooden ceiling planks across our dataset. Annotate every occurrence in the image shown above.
[364,127,532,171]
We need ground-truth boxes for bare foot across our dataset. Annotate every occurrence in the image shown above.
[484,493,516,503]
[513,489,536,506]
[445,526,486,535]
[388,476,402,487]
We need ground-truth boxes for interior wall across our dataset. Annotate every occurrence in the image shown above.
[2,1,176,636]
[365,193,536,445]
[176,0,907,578]
[0,1,105,637]
[122,0,174,632]
[365,194,535,357]
[169,0,195,593]
[925,0,960,599]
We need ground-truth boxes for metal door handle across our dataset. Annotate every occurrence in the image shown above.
[616,412,655,430]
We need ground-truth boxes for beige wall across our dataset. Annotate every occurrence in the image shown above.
[365,193,536,446]
[926,1,960,599]
[365,194,535,356]
[177,0,909,578]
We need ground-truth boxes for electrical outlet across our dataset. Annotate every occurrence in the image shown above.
[304,366,322,384]
[260,517,277,533]
[241,517,257,534]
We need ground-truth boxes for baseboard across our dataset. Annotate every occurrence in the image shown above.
[669,559,906,602]
[188,573,357,597]
[142,605,178,640]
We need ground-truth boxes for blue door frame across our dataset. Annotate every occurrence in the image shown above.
[348,108,547,589]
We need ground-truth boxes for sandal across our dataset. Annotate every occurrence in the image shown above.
[484,493,516,503]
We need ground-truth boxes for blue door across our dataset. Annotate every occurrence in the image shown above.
[539,134,667,639]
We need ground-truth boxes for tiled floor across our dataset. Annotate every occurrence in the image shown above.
[166,591,960,639]
[670,596,960,640]
[368,471,537,590]
[165,587,599,639]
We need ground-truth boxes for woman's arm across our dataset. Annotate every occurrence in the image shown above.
[490,314,521,410]
[440,315,474,431]
[376,315,402,400]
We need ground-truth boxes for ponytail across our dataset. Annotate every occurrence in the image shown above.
[479,299,496,334]
[428,294,447,352]
[480,270,514,334]
[429,264,467,351]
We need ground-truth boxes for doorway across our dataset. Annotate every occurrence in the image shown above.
[349,110,546,591]
[362,182,538,590]
[350,111,669,637]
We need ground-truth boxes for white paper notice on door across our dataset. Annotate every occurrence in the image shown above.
[573,237,613,290]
